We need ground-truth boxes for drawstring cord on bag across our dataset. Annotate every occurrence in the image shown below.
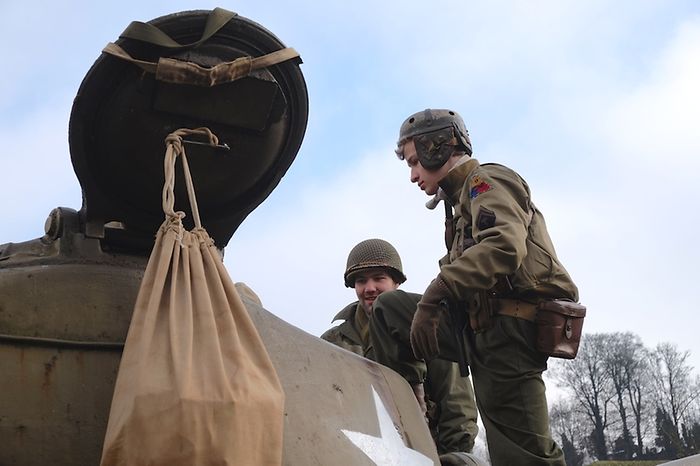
[162,127,219,237]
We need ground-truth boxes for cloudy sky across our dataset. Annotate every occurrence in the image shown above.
[2,1,700,374]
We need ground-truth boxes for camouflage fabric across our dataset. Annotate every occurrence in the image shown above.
[321,291,478,454]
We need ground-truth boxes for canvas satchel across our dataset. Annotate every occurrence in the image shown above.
[100,128,285,466]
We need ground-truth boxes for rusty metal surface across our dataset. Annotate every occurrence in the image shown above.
[0,226,145,466]
[0,345,119,466]
[0,264,141,343]
[0,229,438,465]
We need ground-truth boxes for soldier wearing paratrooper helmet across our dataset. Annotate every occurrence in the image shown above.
[321,239,480,462]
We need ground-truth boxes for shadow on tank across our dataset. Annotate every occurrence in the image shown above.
[0,8,440,465]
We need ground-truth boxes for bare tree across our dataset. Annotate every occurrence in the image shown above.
[602,332,647,459]
[623,339,653,458]
[550,399,587,465]
[553,333,614,460]
[650,343,700,457]
[651,343,700,429]
[601,333,634,459]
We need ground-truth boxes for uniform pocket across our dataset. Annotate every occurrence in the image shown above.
[510,237,554,289]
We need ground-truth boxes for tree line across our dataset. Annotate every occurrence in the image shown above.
[549,332,700,465]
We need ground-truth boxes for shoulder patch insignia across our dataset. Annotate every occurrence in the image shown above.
[469,174,493,199]
[476,207,496,230]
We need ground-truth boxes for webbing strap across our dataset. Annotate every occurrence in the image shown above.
[102,42,300,87]
[119,7,237,49]
[103,42,158,73]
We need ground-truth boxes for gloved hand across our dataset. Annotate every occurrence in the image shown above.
[410,277,450,360]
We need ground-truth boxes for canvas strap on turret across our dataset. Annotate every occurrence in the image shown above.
[101,7,300,87]
[121,7,237,49]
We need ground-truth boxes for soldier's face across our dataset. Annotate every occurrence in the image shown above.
[353,269,399,316]
[402,140,450,196]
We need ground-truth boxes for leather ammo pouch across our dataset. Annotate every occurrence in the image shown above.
[535,300,586,359]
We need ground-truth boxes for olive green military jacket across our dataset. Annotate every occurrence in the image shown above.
[438,157,579,303]
[320,302,370,358]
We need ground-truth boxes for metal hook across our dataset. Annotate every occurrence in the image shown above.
[182,139,231,152]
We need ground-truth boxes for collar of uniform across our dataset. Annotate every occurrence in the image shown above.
[330,302,363,345]
[439,156,480,205]
[331,301,368,337]
[331,301,359,322]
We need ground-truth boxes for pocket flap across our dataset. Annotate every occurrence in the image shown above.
[538,299,586,318]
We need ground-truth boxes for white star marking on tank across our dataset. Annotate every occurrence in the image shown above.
[341,387,433,465]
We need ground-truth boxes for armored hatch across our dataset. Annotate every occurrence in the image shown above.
[69,7,308,252]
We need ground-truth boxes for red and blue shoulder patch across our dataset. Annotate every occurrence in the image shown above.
[468,174,493,199]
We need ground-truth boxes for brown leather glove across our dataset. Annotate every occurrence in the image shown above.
[410,276,451,360]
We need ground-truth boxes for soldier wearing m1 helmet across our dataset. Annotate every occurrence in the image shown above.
[384,109,580,465]
[321,239,481,463]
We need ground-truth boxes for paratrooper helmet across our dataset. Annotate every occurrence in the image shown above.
[344,239,406,288]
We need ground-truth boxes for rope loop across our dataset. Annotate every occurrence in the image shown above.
[162,127,219,230]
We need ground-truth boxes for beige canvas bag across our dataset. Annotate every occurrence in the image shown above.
[100,128,285,466]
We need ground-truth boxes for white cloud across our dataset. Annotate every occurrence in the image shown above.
[603,18,700,172]
[0,95,82,244]
[2,0,700,374]
[224,149,447,336]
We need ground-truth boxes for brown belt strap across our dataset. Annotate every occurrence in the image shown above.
[491,298,538,322]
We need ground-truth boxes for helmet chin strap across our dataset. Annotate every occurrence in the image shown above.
[425,188,447,210]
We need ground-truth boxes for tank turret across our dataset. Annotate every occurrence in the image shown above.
[0,9,439,465]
